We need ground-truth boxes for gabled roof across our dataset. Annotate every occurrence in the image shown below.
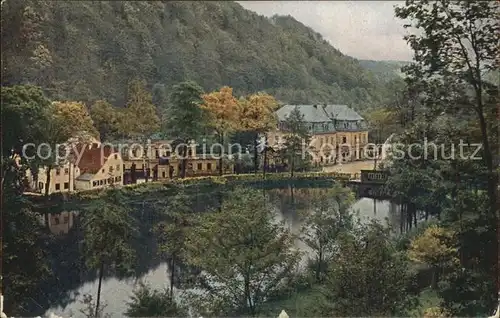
[276,104,364,122]
[75,144,121,174]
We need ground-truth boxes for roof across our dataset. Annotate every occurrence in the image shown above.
[75,144,120,174]
[76,173,95,181]
[276,104,364,122]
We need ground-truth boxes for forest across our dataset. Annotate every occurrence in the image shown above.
[1,0,402,109]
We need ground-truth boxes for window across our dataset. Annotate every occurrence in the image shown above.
[102,169,104,173]
[162,171,166,178]
[108,178,113,184]
[64,182,69,189]
[64,168,69,175]
[188,149,193,156]
[155,150,159,158]
[99,180,103,185]
[63,216,69,224]
[38,182,44,190]
[54,217,60,225]
[166,151,171,157]
[117,164,120,171]
[56,168,61,175]
[354,136,357,144]
[109,166,114,173]
[207,163,212,170]
[93,181,97,187]
[197,163,202,170]
[114,154,118,159]
[55,183,60,190]
[115,176,119,182]
[342,136,347,144]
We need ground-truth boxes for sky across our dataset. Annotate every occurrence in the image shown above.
[237,1,413,61]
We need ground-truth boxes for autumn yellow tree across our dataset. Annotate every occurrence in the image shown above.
[42,101,98,196]
[423,306,452,318]
[408,225,458,289]
[201,86,240,175]
[239,92,279,175]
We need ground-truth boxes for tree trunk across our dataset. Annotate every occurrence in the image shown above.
[44,165,52,196]
[254,135,258,174]
[170,256,175,298]
[290,154,295,178]
[316,250,322,282]
[219,133,224,176]
[181,143,187,178]
[262,144,267,179]
[95,261,105,317]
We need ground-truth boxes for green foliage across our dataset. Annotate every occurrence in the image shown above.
[165,80,206,140]
[82,190,137,272]
[0,85,51,156]
[300,185,355,282]
[391,1,499,315]
[1,1,391,108]
[1,157,51,316]
[184,186,301,316]
[281,107,312,175]
[119,79,160,137]
[324,221,417,316]
[125,283,185,317]
[81,189,138,316]
[90,100,122,141]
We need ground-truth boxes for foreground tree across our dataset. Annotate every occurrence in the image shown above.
[201,86,240,175]
[408,225,458,289]
[155,193,195,296]
[1,156,51,315]
[301,185,355,283]
[184,187,301,316]
[1,85,50,157]
[125,282,185,317]
[324,221,416,316]
[81,190,137,317]
[395,0,499,275]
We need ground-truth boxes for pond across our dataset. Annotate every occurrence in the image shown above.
[44,187,402,317]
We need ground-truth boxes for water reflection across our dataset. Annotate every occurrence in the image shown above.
[45,188,401,317]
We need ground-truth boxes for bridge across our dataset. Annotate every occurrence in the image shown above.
[345,170,390,199]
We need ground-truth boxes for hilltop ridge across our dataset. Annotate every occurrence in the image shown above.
[1,1,402,108]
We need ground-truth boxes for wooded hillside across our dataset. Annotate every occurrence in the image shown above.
[1,0,400,108]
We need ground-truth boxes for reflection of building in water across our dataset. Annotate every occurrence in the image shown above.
[46,211,78,236]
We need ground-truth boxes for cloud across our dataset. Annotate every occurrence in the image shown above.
[237,1,413,61]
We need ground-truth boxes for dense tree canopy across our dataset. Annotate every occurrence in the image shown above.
[0,0,400,109]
